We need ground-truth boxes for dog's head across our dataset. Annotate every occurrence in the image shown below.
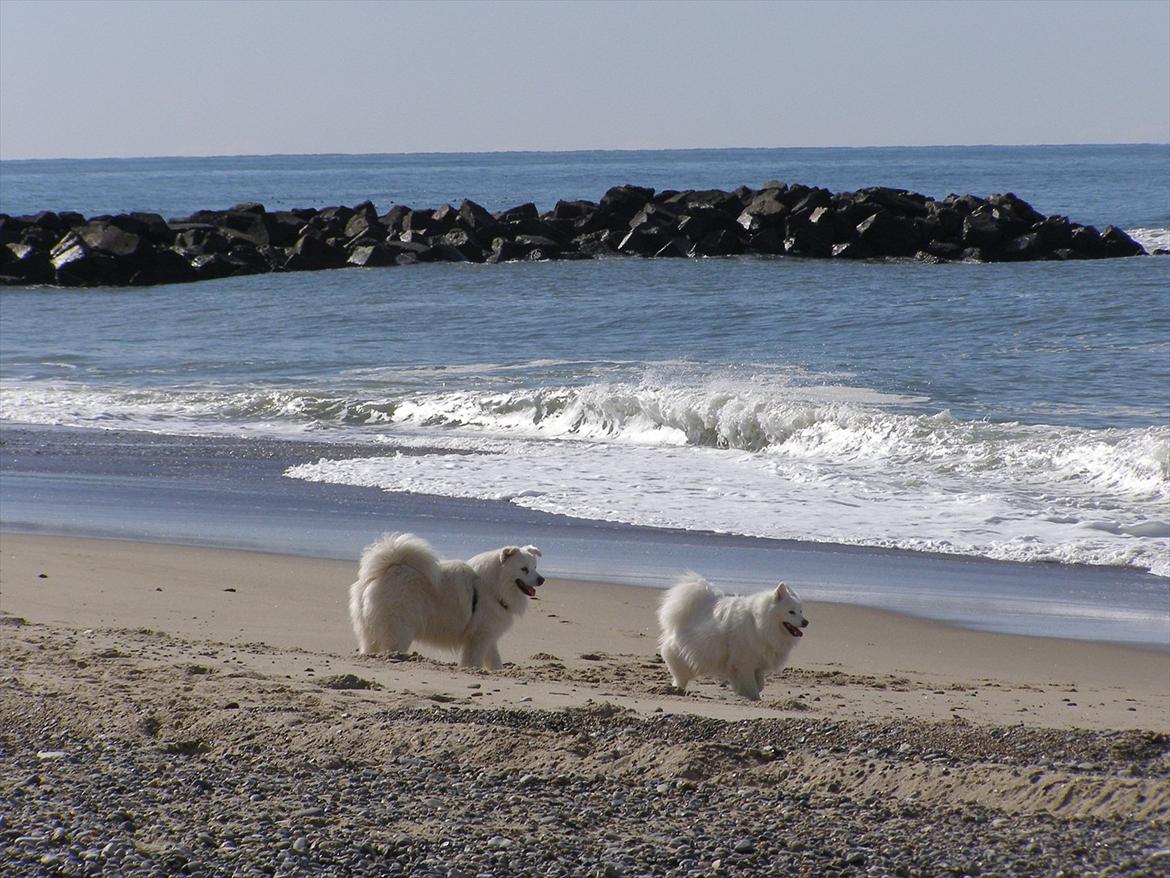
[773,582,809,640]
[499,545,545,601]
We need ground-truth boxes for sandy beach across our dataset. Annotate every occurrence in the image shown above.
[2,532,1168,877]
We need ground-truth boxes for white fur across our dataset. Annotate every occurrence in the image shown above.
[657,573,808,701]
[349,532,544,670]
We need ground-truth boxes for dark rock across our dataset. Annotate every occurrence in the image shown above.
[671,189,740,214]
[111,212,172,244]
[487,238,528,263]
[1099,225,1144,257]
[344,213,385,241]
[224,243,271,275]
[855,187,929,217]
[925,240,964,260]
[502,217,569,244]
[653,238,690,258]
[189,252,238,281]
[347,244,399,268]
[988,192,1045,226]
[19,225,59,250]
[628,203,680,231]
[783,224,833,258]
[855,211,920,256]
[494,202,540,223]
[961,212,1004,250]
[791,186,833,214]
[999,233,1041,261]
[285,232,347,271]
[77,222,149,260]
[572,230,618,257]
[379,205,411,233]
[401,209,441,236]
[746,227,787,255]
[1069,225,1105,257]
[441,228,487,262]
[1,241,54,284]
[457,199,503,240]
[129,248,198,286]
[943,193,985,216]
[0,215,28,244]
[676,208,741,242]
[617,225,668,256]
[384,239,433,259]
[429,204,462,233]
[691,228,744,257]
[550,200,597,222]
[737,190,789,232]
[1032,216,1073,250]
[422,243,471,263]
[229,201,265,215]
[175,227,230,255]
[926,204,964,239]
[599,184,654,223]
[540,217,579,242]
[831,240,874,260]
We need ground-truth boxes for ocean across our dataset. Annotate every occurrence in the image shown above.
[1,144,1168,644]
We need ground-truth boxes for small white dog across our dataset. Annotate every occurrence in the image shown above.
[349,532,544,670]
[658,573,809,701]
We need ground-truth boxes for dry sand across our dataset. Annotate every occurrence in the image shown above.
[2,533,1168,877]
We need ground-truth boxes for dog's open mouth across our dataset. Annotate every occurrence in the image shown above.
[515,579,537,598]
[784,622,804,638]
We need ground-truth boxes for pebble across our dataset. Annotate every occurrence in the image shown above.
[4,647,1166,878]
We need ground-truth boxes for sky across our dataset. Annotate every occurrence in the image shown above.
[0,0,1167,160]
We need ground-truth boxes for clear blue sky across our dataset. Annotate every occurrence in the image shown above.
[1,0,1167,160]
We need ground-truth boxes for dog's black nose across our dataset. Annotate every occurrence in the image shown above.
[536,575,545,586]
[801,619,809,628]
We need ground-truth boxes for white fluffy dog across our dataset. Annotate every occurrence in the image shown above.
[658,573,809,701]
[349,532,544,670]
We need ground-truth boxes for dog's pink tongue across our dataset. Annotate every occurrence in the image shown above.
[784,623,804,638]
[516,580,536,597]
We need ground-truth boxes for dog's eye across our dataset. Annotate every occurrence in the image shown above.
[788,610,796,615]
[521,567,529,574]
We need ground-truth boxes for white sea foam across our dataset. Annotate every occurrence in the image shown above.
[1127,227,1170,253]
[5,376,1167,575]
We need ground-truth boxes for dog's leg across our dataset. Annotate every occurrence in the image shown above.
[484,643,503,671]
[729,667,761,701]
[460,639,489,670]
[661,640,692,692]
[754,668,767,695]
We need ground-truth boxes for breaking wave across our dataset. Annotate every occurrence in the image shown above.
[4,376,1167,575]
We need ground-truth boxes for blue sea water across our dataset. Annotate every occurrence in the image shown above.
[1,145,1168,642]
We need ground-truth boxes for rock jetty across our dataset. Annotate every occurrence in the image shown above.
[0,183,1148,288]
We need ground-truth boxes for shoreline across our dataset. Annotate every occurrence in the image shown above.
[2,423,1168,647]
[3,532,1167,731]
[2,531,1168,875]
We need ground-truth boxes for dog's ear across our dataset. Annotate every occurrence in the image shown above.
[523,545,542,557]
[500,546,520,562]
[774,582,789,601]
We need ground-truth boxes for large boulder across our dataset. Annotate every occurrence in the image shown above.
[855,211,920,256]
[1099,225,1144,257]
[284,232,347,271]
[347,244,399,268]
[736,190,789,232]
[1,241,54,284]
[599,184,654,223]
[961,212,1004,250]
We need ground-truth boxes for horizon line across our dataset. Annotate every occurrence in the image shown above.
[2,141,1168,164]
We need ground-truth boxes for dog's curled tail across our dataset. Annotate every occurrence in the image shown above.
[657,571,718,631]
[356,532,442,589]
